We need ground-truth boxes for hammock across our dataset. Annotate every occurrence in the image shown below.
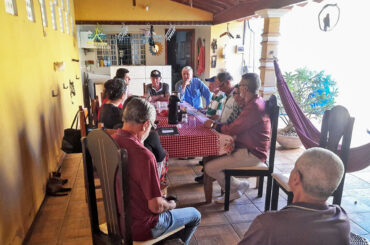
[274,60,370,172]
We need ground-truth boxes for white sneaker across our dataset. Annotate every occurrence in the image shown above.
[215,191,241,204]
[238,181,250,195]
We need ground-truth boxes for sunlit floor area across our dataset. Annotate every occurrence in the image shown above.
[25,147,370,245]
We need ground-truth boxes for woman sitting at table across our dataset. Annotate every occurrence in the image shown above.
[98,78,127,129]
[123,96,169,188]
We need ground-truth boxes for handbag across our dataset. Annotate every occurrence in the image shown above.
[61,110,82,153]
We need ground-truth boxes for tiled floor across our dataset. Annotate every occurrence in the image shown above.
[26,147,370,244]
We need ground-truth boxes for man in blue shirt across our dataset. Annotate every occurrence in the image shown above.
[174,66,211,109]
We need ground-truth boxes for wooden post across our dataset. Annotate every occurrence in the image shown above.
[255,9,289,99]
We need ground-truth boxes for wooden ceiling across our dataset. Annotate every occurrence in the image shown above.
[171,0,308,24]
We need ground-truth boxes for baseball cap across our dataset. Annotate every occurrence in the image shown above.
[150,70,161,78]
[205,76,216,82]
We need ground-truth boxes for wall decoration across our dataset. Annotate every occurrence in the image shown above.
[211,39,217,54]
[26,0,35,21]
[211,55,217,68]
[149,42,163,56]
[39,0,48,26]
[5,0,17,15]
[88,26,107,46]
[50,1,57,30]
[116,25,128,41]
[164,25,176,41]
[65,12,69,34]
[59,7,64,32]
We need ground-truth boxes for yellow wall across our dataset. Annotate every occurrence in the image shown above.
[210,21,246,83]
[0,0,82,244]
[74,0,213,22]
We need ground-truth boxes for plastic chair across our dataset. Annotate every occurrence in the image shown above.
[350,232,370,245]
[81,129,183,245]
[270,105,355,210]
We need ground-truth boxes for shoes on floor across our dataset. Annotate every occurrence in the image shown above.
[214,181,250,204]
[215,191,241,204]
[194,174,204,184]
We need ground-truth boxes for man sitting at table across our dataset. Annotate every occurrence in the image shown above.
[239,147,350,245]
[196,73,243,184]
[205,76,225,120]
[204,73,271,203]
[112,97,201,244]
[144,70,170,102]
[174,66,211,109]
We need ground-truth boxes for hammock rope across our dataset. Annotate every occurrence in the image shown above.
[274,60,370,172]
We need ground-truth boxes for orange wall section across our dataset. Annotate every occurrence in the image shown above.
[74,0,213,21]
[0,0,82,244]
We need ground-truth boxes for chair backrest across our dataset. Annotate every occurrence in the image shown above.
[82,129,132,244]
[91,96,100,126]
[265,95,280,172]
[79,106,87,137]
[319,105,354,204]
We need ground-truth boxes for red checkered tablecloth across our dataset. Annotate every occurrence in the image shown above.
[157,115,220,158]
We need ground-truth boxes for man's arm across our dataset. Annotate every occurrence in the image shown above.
[198,79,211,107]
[148,197,176,214]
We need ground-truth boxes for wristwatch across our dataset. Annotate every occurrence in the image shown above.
[210,121,215,129]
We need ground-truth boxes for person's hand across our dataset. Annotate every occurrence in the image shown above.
[210,115,220,121]
[168,200,176,210]
[203,119,214,129]
[182,80,191,91]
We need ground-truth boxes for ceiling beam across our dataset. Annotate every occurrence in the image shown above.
[213,0,306,24]
[171,0,220,14]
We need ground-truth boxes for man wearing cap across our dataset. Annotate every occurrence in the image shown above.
[144,70,170,102]
[174,66,211,109]
[205,76,225,120]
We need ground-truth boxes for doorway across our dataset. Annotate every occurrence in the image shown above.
[166,29,195,90]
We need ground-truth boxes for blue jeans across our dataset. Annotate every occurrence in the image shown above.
[151,207,201,245]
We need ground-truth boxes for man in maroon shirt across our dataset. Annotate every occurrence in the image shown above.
[239,148,350,245]
[112,98,201,244]
[204,73,271,203]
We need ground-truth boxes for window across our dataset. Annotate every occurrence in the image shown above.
[5,0,17,15]
[50,1,57,30]
[70,16,73,35]
[58,7,63,32]
[130,34,146,65]
[25,0,35,21]
[97,34,118,67]
[96,34,146,66]
[65,12,69,34]
[39,0,47,27]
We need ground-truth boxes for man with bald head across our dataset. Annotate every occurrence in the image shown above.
[239,147,350,245]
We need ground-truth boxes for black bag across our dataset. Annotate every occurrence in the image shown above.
[61,111,82,153]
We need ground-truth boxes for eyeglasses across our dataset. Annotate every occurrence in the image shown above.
[150,120,157,129]
[233,91,240,95]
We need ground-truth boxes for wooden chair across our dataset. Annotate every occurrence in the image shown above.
[79,105,87,137]
[204,95,279,211]
[90,96,100,126]
[81,129,183,245]
[270,105,355,210]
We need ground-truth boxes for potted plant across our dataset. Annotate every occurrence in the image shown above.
[277,68,338,149]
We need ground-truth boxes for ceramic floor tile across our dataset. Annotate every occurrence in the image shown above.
[196,203,229,226]
[231,222,253,239]
[59,216,91,240]
[349,213,370,232]
[194,224,241,245]
[57,236,92,245]
[224,204,261,223]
